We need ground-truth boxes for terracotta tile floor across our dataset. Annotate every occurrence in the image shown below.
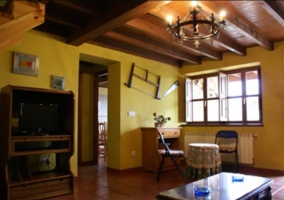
[50,159,284,200]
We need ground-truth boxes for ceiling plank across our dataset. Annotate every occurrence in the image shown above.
[53,1,102,16]
[260,1,284,27]
[68,1,169,46]
[109,28,201,64]
[149,5,246,56]
[89,36,183,68]
[45,15,81,28]
[200,1,274,51]
[126,18,222,60]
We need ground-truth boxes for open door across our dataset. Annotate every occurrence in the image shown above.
[77,60,108,166]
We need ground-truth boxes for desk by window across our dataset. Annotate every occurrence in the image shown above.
[186,143,222,179]
[141,127,182,173]
[156,172,273,200]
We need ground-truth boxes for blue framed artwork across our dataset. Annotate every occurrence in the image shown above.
[12,52,39,77]
[51,75,65,90]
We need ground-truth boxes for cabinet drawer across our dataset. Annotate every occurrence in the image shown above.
[160,130,180,138]
[10,178,72,199]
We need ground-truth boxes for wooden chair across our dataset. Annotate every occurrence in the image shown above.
[156,129,187,183]
[98,122,107,160]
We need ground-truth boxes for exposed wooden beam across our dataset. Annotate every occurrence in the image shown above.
[201,1,274,51]
[68,1,169,46]
[149,5,246,56]
[3,0,44,18]
[0,7,45,45]
[0,12,13,25]
[260,1,284,27]
[109,29,201,64]
[0,33,22,52]
[126,18,222,60]
[89,36,183,68]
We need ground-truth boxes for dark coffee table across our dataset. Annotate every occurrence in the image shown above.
[156,172,273,200]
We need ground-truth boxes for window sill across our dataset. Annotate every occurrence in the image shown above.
[181,122,263,126]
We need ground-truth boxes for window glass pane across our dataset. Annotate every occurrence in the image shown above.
[193,101,204,121]
[246,71,259,95]
[207,76,219,98]
[207,100,219,121]
[228,98,242,121]
[246,97,260,121]
[193,79,203,99]
[228,73,242,97]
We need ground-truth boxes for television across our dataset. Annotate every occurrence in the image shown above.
[19,103,60,134]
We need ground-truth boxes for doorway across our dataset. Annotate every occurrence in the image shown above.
[77,61,108,166]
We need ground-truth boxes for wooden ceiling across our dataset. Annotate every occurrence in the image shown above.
[2,0,284,68]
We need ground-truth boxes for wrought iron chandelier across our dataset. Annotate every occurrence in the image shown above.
[166,1,226,48]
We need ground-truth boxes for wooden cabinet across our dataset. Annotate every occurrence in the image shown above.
[0,85,74,200]
[141,127,182,173]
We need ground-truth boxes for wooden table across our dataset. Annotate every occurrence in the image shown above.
[156,172,273,200]
[186,143,222,179]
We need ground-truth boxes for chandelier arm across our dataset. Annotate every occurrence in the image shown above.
[177,20,219,27]
[177,16,181,38]
[172,21,220,41]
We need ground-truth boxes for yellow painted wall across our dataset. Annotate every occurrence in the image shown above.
[0,30,79,176]
[180,42,284,170]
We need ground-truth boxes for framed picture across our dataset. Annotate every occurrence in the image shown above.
[12,52,39,77]
[51,75,65,90]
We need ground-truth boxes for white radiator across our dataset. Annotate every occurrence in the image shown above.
[184,132,255,165]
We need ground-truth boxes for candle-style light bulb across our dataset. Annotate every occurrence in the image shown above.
[166,15,173,25]
[219,10,226,22]
[191,1,198,7]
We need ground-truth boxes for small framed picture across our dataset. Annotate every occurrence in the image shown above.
[51,75,65,90]
[12,52,39,77]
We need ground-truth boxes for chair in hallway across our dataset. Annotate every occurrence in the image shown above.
[98,122,107,160]
[215,130,239,172]
[156,129,187,183]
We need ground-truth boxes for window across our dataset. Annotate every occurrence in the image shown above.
[185,67,262,125]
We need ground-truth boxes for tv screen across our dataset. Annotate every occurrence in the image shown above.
[19,103,60,134]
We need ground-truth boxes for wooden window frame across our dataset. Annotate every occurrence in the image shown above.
[185,66,263,126]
